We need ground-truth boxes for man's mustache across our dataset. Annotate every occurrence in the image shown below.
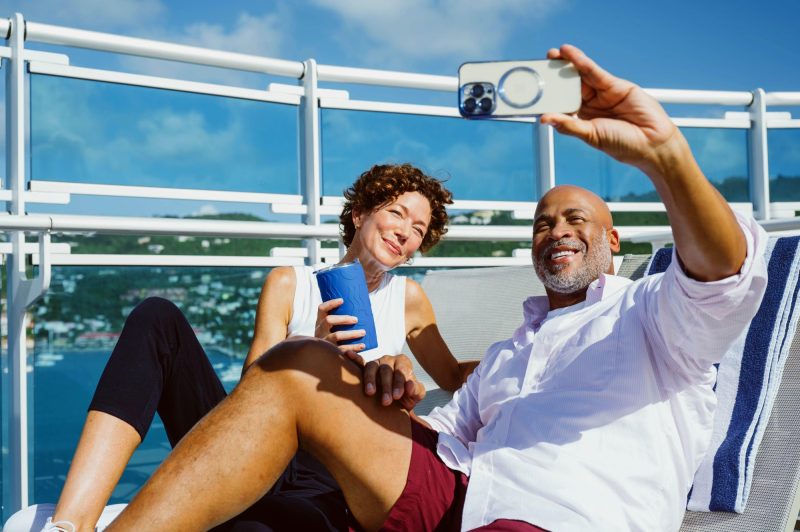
[538,239,586,262]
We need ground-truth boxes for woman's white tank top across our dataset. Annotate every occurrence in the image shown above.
[288,266,407,362]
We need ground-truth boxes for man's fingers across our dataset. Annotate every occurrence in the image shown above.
[392,370,406,400]
[358,355,419,407]
[363,361,378,396]
[391,356,414,399]
[558,44,616,91]
[398,380,425,411]
[406,379,424,401]
[540,114,596,145]
[546,47,561,60]
[379,364,394,406]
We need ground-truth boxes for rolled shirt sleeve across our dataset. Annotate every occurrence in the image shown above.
[639,212,768,377]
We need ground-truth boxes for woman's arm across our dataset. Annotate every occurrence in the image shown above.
[243,266,296,372]
[404,278,478,392]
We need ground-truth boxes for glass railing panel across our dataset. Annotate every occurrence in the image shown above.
[1,80,5,181]
[49,233,310,258]
[32,198,305,223]
[1,256,6,511]
[768,128,800,202]
[28,75,299,219]
[555,127,750,202]
[30,265,270,504]
[320,109,536,201]
[683,128,750,201]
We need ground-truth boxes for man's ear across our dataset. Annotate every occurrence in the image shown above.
[608,228,621,253]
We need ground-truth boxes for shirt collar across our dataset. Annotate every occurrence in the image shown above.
[512,273,632,348]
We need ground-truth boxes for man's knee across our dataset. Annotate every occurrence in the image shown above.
[253,337,345,374]
[245,337,361,401]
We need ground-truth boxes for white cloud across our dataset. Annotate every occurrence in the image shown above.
[179,12,284,56]
[119,11,289,86]
[689,129,747,177]
[0,0,166,31]
[194,204,220,216]
[312,0,560,67]
[136,110,239,161]
[2,1,291,86]
[28,79,242,185]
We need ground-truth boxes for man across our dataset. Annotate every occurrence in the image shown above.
[107,45,767,531]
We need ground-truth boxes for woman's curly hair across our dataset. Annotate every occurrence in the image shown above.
[339,164,453,253]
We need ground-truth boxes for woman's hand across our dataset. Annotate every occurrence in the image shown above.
[315,298,367,353]
[345,352,426,411]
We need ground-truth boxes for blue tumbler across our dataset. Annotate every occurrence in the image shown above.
[314,260,378,350]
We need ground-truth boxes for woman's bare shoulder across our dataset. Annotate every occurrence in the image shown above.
[269,265,296,281]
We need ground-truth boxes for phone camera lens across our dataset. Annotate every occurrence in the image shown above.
[479,98,493,112]
[470,84,485,98]
[463,97,477,113]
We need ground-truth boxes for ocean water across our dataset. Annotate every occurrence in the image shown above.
[31,348,243,504]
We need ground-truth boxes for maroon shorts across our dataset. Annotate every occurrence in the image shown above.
[378,419,547,531]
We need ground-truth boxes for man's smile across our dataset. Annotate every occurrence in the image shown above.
[541,242,585,267]
[550,249,581,263]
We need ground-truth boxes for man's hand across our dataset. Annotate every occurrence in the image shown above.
[542,44,746,281]
[540,44,679,175]
[345,352,426,410]
[315,299,367,353]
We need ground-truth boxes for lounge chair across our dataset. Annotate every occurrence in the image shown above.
[409,251,800,532]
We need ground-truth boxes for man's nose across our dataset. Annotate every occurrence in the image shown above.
[549,221,573,240]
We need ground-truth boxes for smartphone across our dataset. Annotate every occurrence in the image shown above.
[458,59,581,118]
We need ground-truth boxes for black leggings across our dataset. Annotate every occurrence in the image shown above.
[89,297,348,532]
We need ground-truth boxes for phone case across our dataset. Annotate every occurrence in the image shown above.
[458,59,581,118]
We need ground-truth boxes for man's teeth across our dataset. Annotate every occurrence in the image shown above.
[551,250,576,259]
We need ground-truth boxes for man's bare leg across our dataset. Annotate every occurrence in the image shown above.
[107,337,414,531]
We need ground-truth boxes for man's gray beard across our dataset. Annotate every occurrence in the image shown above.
[534,231,613,294]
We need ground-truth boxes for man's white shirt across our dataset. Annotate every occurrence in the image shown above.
[422,214,768,532]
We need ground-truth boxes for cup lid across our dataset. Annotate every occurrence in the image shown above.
[313,259,360,275]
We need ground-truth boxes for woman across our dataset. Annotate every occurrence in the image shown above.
[10,164,475,532]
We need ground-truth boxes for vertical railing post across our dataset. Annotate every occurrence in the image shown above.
[535,121,555,200]
[748,88,770,221]
[3,11,29,517]
[300,59,322,265]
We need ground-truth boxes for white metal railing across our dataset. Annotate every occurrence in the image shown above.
[28,181,305,211]
[28,61,303,104]
[1,12,799,519]
[25,20,304,77]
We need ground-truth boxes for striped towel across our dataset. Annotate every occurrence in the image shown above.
[646,236,800,512]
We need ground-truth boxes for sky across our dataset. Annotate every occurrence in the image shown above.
[1,0,796,91]
[0,0,798,217]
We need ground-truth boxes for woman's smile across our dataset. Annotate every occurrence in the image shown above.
[382,237,403,256]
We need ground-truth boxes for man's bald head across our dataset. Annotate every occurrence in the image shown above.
[535,185,614,230]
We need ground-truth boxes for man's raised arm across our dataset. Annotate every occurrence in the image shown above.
[540,44,746,281]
